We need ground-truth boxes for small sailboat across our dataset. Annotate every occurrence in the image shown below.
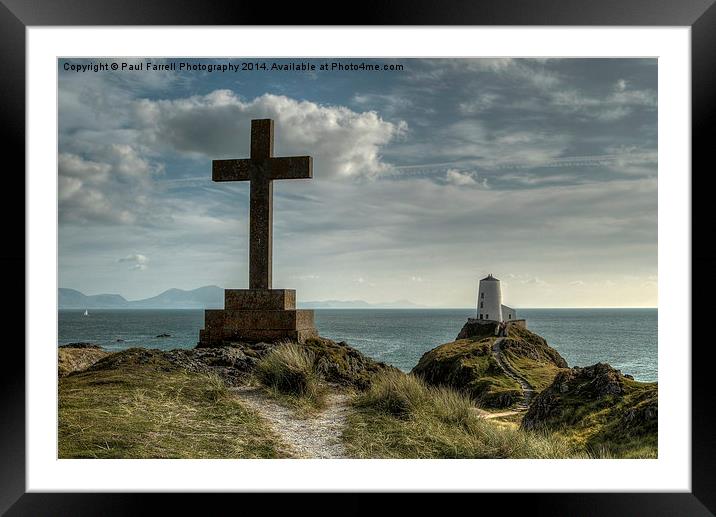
[83,309,89,316]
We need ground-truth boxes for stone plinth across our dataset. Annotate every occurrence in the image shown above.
[197,288,317,347]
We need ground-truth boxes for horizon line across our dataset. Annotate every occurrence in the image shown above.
[59,286,657,310]
[60,306,659,310]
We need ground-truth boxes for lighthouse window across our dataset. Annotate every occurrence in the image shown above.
[481,293,484,299]
[480,302,483,308]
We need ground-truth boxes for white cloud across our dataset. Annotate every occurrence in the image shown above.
[522,276,549,286]
[551,79,656,121]
[458,93,501,114]
[57,59,657,307]
[352,93,414,116]
[449,60,656,122]
[118,253,149,271]
[58,146,163,225]
[446,169,477,186]
[137,91,407,179]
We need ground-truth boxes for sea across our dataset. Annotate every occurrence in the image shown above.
[57,308,657,382]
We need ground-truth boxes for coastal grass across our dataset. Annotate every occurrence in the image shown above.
[254,343,327,413]
[504,352,564,391]
[59,364,285,458]
[540,378,658,459]
[412,338,522,408]
[344,370,581,459]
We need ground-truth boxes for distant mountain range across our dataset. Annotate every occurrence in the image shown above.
[58,287,425,309]
[59,286,225,309]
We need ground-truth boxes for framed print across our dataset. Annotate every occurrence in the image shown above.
[3,0,714,514]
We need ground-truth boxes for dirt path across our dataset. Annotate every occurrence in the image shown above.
[474,408,521,419]
[232,386,350,459]
[492,337,535,410]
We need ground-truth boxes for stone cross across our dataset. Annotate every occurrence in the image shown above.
[212,119,312,290]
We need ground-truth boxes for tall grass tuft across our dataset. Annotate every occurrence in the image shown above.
[354,370,429,417]
[255,343,325,409]
[347,370,579,459]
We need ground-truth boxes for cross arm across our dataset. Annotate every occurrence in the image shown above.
[267,156,313,180]
[213,159,251,182]
[213,156,313,182]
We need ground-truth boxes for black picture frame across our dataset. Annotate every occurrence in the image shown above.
[2,1,713,514]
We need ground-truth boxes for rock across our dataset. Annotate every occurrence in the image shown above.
[155,333,171,338]
[455,320,499,340]
[88,348,177,373]
[58,345,110,376]
[80,337,393,389]
[521,362,657,455]
[522,363,625,430]
[115,339,125,342]
[301,337,398,389]
[163,345,262,386]
[59,342,102,349]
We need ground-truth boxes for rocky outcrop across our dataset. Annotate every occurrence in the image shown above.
[455,320,499,340]
[59,342,103,349]
[412,326,567,409]
[302,338,398,389]
[81,337,394,389]
[522,363,628,430]
[521,362,657,455]
[58,344,110,377]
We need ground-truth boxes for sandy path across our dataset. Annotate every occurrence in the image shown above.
[232,386,350,459]
[474,408,521,419]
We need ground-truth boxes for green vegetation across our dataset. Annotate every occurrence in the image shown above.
[344,370,583,459]
[59,350,284,459]
[412,337,522,408]
[302,337,396,389]
[503,352,563,391]
[412,325,568,409]
[522,364,658,458]
[551,379,657,458]
[58,335,657,459]
[254,342,327,412]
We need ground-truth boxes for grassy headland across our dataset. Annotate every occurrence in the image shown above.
[412,323,568,408]
[59,349,285,458]
[58,329,657,460]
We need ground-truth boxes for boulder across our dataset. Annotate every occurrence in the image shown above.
[521,362,657,456]
[58,345,110,376]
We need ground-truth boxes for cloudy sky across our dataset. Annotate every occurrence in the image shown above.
[58,58,657,308]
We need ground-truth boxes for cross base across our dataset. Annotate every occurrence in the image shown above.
[196,289,318,347]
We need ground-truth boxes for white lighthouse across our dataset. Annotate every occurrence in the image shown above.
[477,274,517,322]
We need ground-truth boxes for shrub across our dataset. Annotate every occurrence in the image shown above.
[354,370,429,417]
[255,343,324,406]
